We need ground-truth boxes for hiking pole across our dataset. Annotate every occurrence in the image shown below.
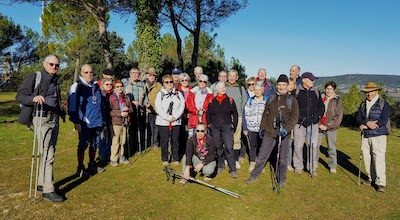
[29,104,39,202]
[137,106,142,155]
[167,102,174,162]
[358,132,364,186]
[34,105,43,203]
[164,167,240,198]
[310,124,314,178]
[275,135,282,195]
[269,163,277,192]
[144,107,148,150]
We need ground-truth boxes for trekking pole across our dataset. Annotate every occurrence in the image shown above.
[144,107,148,150]
[29,104,39,202]
[275,135,282,195]
[137,106,142,155]
[310,124,314,178]
[358,132,364,186]
[269,164,277,192]
[167,102,174,162]
[33,105,43,203]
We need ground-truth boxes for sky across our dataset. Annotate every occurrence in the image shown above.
[1,0,399,79]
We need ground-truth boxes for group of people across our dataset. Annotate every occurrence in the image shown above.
[16,54,391,202]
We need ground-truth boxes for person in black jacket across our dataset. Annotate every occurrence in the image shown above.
[206,82,238,178]
[16,54,64,203]
[179,123,217,184]
[293,72,324,177]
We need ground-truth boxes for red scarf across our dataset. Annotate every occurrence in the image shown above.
[321,96,328,125]
[216,94,226,104]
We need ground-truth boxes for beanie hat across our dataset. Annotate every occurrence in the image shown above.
[277,74,289,83]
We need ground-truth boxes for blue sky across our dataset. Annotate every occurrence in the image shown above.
[1,0,399,78]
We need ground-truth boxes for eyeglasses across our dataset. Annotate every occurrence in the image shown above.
[196,130,205,133]
[199,80,207,83]
[115,85,123,88]
[247,83,254,86]
[164,81,173,84]
[84,71,93,74]
[48,63,60,68]
[181,79,188,82]
[104,84,112,86]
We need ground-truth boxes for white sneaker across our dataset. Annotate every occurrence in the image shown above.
[248,162,256,172]
[235,161,241,170]
[204,176,212,182]
[330,168,337,174]
[287,165,295,172]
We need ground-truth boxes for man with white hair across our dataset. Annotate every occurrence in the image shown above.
[190,66,211,87]
[256,68,276,98]
[210,70,228,95]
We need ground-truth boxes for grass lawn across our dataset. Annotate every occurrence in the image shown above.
[1,92,399,219]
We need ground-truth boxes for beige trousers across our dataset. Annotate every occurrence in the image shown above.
[110,125,127,162]
[233,117,242,150]
[362,135,387,186]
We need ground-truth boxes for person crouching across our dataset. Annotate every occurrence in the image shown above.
[179,123,217,184]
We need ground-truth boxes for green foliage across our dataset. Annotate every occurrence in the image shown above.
[229,57,247,86]
[343,84,362,115]
[0,14,24,53]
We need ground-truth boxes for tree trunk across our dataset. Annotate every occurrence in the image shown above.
[97,17,113,69]
[191,0,202,67]
[73,56,80,82]
[167,0,184,69]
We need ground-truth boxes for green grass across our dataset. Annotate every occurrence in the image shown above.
[1,92,400,219]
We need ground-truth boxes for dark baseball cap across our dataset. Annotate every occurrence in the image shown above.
[301,72,318,81]
[102,69,115,76]
[172,68,181,74]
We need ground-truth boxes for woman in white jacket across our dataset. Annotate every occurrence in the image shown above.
[155,74,185,166]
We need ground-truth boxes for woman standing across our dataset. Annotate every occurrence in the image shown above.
[207,82,238,178]
[246,77,256,98]
[98,78,114,164]
[177,72,192,100]
[242,81,267,172]
[155,75,185,166]
[317,81,343,174]
[109,80,133,166]
[186,74,214,137]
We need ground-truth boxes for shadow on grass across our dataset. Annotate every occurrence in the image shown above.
[55,172,96,198]
[319,145,368,185]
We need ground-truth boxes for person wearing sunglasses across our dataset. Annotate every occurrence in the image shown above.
[97,68,115,89]
[189,66,211,87]
[16,54,65,202]
[68,64,105,179]
[179,123,216,184]
[246,77,256,98]
[155,74,185,166]
[186,74,214,138]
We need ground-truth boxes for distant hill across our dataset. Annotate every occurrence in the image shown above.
[314,74,400,91]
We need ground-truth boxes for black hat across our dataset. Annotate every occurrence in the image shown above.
[172,68,181,74]
[103,69,115,76]
[301,72,317,81]
[277,74,289,83]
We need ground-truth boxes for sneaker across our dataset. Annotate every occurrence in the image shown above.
[246,177,257,184]
[37,185,43,192]
[153,146,160,150]
[311,172,318,177]
[248,162,256,172]
[204,176,212,182]
[362,180,372,186]
[235,161,241,170]
[171,161,180,167]
[287,165,295,172]
[376,185,386,192]
[330,168,337,174]
[76,165,88,178]
[179,179,187,185]
[43,192,64,203]
[262,168,266,174]
[162,161,170,166]
[278,182,286,188]
[239,157,245,163]
[122,159,131,165]
[295,169,302,175]
[217,167,225,173]
[231,171,238,178]
[110,161,118,167]
[224,160,228,166]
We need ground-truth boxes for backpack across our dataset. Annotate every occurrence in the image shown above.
[17,72,42,126]
[360,98,391,135]
[294,86,320,99]
[266,93,294,111]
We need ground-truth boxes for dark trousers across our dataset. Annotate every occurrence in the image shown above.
[210,124,236,173]
[159,125,180,162]
[77,125,101,166]
[148,113,159,147]
[250,135,290,183]
[248,131,262,162]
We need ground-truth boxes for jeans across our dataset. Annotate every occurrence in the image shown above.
[293,124,319,172]
[99,125,111,160]
[148,113,159,147]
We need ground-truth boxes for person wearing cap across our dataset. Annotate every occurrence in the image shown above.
[316,81,343,174]
[122,67,147,156]
[246,74,299,187]
[97,69,115,88]
[256,68,276,98]
[292,72,324,176]
[144,68,162,149]
[356,82,390,193]
[190,66,211,87]
[171,68,181,88]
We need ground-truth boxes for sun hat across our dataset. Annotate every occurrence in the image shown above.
[361,82,382,93]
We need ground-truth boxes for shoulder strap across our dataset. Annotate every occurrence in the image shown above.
[295,87,300,97]
[379,98,385,111]
[267,94,276,106]
[34,71,42,89]
[239,85,243,98]
[287,94,293,111]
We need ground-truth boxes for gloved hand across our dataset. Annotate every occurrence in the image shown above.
[259,130,265,139]
[278,128,288,137]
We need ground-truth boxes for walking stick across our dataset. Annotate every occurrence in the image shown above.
[137,106,142,155]
[29,104,39,202]
[274,110,283,194]
[144,107,148,150]
[358,133,364,186]
[167,102,174,162]
[29,104,43,203]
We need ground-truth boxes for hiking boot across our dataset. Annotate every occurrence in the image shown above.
[262,168,266,174]
[376,185,386,193]
[295,169,302,175]
[88,162,103,174]
[246,177,257,184]
[76,165,87,178]
[43,192,64,203]
[179,179,187,185]
[362,180,372,186]
[37,186,43,192]
[122,159,131,165]
[204,176,212,182]
[330,168,337,174]
[248,162,256,173]
[110,161,118,167]
[311,172,318,177]
[287,165,295,172]
[217,167,225,174]
[153,145,160,150]
[162,161,170,167]
[231,171,238,178]
[239,157,245,163]
[171,161,180,167]
[278,182,286,188]
[235,161,241,170]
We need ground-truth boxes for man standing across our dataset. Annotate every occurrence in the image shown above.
[246,75,299,187]
[122,67,146,155]
[171,68,181,88]
[97,68,115,88]
[293,72,324,176]
[68,64,105,178]
[190,66,211,87]
[256,68,276,98]
[225,69,248,169]
[356,82,390,192]
[210,70,228,95]
[144,67,162,149]
[16,54,64,202]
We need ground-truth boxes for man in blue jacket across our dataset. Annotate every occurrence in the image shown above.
[68,64,104,178]
[356,82,390,193]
